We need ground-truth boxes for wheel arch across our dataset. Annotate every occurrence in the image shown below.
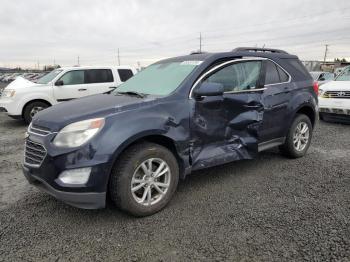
[109,133,187,180]
[22,99,52,118]
[294,104,316,127]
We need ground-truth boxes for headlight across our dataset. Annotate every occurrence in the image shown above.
[1,89,16,98]
[318,89,324,96]
[53,118,105,148]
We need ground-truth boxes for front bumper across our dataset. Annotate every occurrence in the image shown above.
[319,112,350,124]
[23,165,106,209]
[0,98,22,116]
[22,130,113,209]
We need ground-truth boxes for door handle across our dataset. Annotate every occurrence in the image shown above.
[78,88,87,91]
[244,105,261,109]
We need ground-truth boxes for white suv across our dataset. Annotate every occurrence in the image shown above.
[0,66,137,123]
[319,66,350,123]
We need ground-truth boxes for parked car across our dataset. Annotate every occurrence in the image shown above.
[22,47,317,216]
[310,71,334,86]
[334,67,345,76]
[319,66,350,123]
[0,73,11,82]
[0,66,137,123]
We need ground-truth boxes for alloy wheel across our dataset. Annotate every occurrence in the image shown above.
[293,122,309,151]
[131,158,171,206]
[30,106,44,118]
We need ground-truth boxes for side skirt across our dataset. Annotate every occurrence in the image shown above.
[258,137,286,152]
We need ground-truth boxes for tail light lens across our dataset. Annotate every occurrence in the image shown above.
[313,81,319,95]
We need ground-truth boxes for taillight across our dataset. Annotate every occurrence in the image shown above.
[313,81,319,95]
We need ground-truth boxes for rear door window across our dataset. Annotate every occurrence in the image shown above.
[265,61,280,85]
[85,69,114,84]
[118,69,134,82]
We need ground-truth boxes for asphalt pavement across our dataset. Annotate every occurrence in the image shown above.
[0,113,349,261]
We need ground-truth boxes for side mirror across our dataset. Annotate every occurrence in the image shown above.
[319,77,325,81]
[193,82,224,98]
[55,80,64,86]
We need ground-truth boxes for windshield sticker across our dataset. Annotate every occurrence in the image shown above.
[180,61,203,66]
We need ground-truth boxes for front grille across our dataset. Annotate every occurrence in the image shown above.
[28,123,52,136]
[24,139,46,167]
[323,91,350,99]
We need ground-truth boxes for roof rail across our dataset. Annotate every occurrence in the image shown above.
[232,47,288,54]
[190,51,208,55]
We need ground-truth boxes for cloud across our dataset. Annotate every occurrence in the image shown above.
[0,0,349,68]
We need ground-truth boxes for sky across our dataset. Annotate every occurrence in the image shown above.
[0,0,350,69]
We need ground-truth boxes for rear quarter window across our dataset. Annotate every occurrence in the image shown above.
[284,59,311,80]
[118,69,134,82]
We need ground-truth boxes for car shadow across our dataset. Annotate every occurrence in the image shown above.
[11,148,287,223]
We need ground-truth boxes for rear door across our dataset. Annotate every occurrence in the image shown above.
[259,60,292,142]
[190,59,265,170]
[53,70,88,102]
[85,69,115,95]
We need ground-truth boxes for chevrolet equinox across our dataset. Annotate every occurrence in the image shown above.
[23,47,318,216]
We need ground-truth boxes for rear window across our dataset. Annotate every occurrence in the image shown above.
[118,69,134,82]
[85,69,113,84]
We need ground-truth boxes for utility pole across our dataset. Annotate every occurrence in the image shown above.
[77,56,80,66]
[53,58,56,66]
[199,32,202,53]
[323,44,329,63]
[117,48,121,66]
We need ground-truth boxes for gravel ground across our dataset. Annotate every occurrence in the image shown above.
[0,112,349,261]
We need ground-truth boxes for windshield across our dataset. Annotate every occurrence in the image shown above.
[310,72,320,80]
[36,69,63,84]
[335,67,350,81]
[114,61,201,96]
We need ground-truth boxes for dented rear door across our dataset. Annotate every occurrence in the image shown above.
[190,59,265,170]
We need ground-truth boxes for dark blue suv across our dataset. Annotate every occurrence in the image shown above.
[23,47,318,216]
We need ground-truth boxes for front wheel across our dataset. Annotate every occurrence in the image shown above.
[109,142,179,217]
[279,114,313,158]
[23,101,49,124]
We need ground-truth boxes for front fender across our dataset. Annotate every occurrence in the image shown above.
[93,99,191,178]
[18,92,56,114]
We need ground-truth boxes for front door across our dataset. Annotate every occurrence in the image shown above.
[190,59,265,170]
[53,70,89,102]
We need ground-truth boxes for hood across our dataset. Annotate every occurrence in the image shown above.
[5,76,41,90]
[33,93,160,131]
[321,80,350,91]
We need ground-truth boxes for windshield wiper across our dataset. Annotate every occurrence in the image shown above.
[116,91,147,98]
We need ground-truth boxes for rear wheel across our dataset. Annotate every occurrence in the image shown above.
[109,142,179,217]
[279,114,312,158]
[23,101,49,124]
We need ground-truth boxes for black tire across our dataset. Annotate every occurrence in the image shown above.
[319,113,324,121]
[109,142,179,217]
[23,101,49,124]
[279,114,313,158]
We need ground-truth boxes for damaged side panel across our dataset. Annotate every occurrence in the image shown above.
[190,92,264,170]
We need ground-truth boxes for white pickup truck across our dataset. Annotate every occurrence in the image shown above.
[0,66,137,123]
